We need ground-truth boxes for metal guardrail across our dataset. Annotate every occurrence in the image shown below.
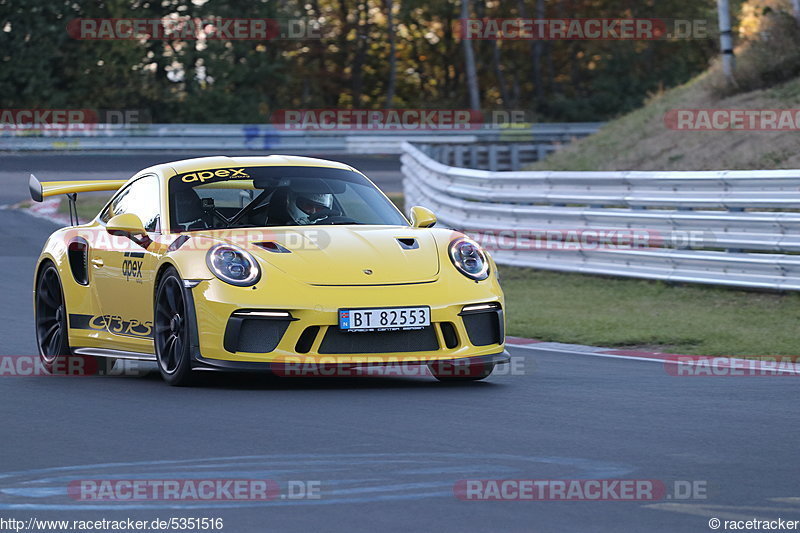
[402,141,800,290]
[0,122,603,154]
[416,143,559,171]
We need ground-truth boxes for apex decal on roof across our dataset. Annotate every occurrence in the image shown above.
[179,168,250,183]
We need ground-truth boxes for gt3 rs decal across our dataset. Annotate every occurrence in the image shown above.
[179,168,250,183]
[69,314,153,338]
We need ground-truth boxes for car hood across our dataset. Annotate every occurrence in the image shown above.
[195,226,440,285]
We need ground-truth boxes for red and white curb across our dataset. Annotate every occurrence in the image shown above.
[9,197,88,226]
[506,337,800,375]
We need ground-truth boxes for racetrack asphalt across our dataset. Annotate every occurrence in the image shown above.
[0,155,798,533]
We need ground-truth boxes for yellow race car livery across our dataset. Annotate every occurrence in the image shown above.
[30,156,508,385]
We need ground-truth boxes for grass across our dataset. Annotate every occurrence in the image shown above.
[499,266,800,356]
[527,71,800,172]
[56,194,111,222]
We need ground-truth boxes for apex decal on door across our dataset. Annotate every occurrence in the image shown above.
[122,251,145,282]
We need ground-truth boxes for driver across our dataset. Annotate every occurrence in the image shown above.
[286,191,335,225]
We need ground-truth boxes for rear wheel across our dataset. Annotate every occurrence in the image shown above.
[154,267,194,386]
[36,264,74,374]
[36,264,71,371]
[428,361,496,382]
[36,264,106,376]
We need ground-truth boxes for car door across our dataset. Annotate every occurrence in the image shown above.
[90,174,162,352]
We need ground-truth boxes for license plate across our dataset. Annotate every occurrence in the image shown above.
[339,306,431,332]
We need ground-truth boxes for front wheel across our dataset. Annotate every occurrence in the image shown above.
[428,361,496,382]
[154,267,195,386]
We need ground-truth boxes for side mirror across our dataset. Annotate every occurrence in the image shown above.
[106,213,147,238]
[410,206,437,228]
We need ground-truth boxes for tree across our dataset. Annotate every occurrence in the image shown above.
[384,0,397,107]
[460,0,480,110]
[792,0,800,25]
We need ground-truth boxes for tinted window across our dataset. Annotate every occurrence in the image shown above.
[100,174,161,232]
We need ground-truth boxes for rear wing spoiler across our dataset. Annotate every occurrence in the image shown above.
[29,173,128,225]
[28,173,128,203]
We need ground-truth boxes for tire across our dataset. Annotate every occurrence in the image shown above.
[35,263,72,374]
[35,263,112,376]
[154,267,195,386]
[35,263,85,375]
[428,361,496,382]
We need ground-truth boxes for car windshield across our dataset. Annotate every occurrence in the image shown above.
[168,165,408,231]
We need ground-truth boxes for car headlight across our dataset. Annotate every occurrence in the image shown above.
[206,244,261,286]
[449,237,489,281]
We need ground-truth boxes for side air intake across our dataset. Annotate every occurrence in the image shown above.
[67,238,89,286]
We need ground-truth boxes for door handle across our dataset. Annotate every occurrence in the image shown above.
[91,258,104,268]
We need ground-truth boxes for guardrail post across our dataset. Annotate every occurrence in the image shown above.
[455,145,466,168]
[536,144,547,161]
[510,144,521,171]
[489,145,499,172]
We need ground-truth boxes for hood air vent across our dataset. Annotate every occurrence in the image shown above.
[396,238,419,250]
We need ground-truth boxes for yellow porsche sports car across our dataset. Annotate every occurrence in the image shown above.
[30,156,508,385]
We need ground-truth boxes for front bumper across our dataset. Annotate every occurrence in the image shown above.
[193,350,510,373]
[187,276,506,365]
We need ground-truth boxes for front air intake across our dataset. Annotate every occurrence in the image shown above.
[295,326,320,354]
[223,310,294,353]
[319,327,439,354]
[460,303,504,346]
[440,322,460,349]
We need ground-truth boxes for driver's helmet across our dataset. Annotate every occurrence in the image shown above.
[287,191,334,224]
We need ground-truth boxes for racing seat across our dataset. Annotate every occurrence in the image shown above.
[172,189,209,231]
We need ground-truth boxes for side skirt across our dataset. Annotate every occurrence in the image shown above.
[72,347,157,362]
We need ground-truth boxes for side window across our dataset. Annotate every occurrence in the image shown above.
[100,175,161,232]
